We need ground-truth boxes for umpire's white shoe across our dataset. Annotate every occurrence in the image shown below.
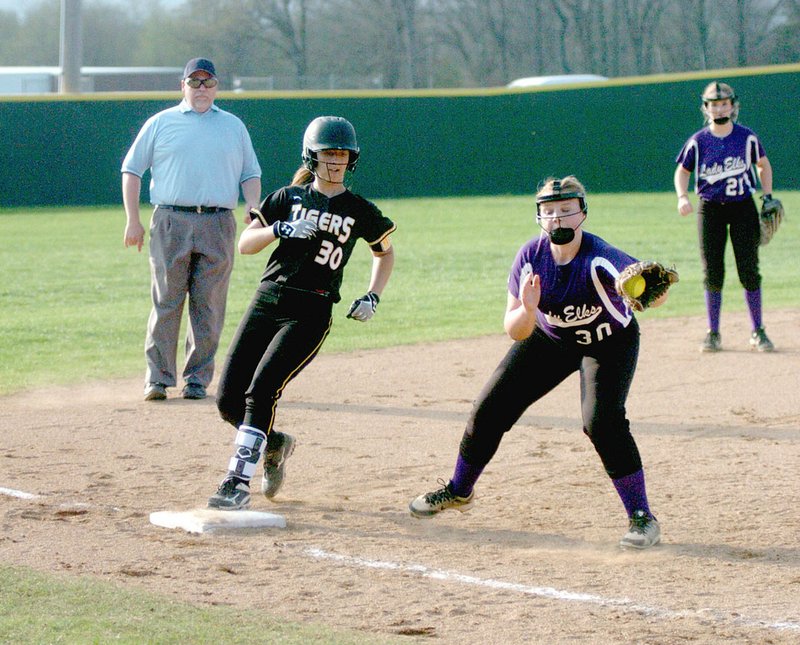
[619,510,661,549]
[208,477,250,510]
[261,432,296,499]
[409,480,474,518]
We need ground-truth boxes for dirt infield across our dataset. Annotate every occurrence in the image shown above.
[2,310,799,644]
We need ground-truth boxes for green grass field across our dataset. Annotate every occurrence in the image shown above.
[0,192,797,642]
[0,565,406,644]
[1,192,797,396]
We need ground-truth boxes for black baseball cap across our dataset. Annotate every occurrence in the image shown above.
[183,58,216,78]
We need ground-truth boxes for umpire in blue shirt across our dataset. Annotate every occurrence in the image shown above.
[122,57,262,401]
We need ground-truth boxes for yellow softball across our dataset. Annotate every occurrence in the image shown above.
[627,275,646,298]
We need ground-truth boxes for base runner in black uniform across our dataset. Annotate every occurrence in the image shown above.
[208,116,395,510]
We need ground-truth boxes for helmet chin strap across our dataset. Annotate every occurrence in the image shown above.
[314,161,346,185]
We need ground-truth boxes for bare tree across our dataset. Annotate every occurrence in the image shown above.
[333,0,426,88]
[432,0,498,85]
[761,0,800,63]
[243,0,312,85]
[603,0,621,76]
[737,0,749,65]
[694,0,710,69]
[527,1,546,76]
[554,0,602,73]
[483,0,514,83]
[620,0,664,74]
[4,0,800,89]
[743,0,791,64]
[390,0,418,87]
[549,0,571,73]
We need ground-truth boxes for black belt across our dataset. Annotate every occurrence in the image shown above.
[262,280,332,300]
[159,205,230,213]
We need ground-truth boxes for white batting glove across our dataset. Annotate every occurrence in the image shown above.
[347,291,380,321]
[273,219,318,239]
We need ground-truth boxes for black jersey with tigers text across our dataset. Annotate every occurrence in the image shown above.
[256,184,395,302]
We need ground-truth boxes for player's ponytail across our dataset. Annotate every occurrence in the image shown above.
[291,166,314,186]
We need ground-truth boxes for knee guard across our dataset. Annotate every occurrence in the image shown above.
[227,425,267,481]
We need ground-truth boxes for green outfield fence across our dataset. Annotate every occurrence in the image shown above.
[2,63,799,207]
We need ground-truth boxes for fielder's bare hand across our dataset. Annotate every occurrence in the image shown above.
[519,272,541,313]
[677,194,694,217]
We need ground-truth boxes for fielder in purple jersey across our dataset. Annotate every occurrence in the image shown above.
[674,81,776,353]
[410,176,668,549]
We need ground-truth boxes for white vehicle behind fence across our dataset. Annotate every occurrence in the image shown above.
[506,74,609,89]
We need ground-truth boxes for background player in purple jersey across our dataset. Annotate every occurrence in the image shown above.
[208,116,396,510]
[674,81,776,353]
[410,176,668,549]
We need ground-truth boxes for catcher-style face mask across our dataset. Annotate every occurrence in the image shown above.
[535,180,587,245]
[701,81,739,124]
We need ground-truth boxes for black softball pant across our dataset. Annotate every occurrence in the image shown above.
[697,198,761,292]
[459,321,643,480]
[216,281,332,448]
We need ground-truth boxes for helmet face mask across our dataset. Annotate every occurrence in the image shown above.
[535,179,588,245]
[535,179,588,217]
[701,81,739,124]
[302,116,360,176]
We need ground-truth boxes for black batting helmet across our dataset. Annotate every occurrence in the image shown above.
[302,116,360,172]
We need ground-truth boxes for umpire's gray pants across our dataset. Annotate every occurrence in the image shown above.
[145,207,236,388]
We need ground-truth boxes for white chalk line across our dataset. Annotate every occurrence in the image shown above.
[304,547,800,634]
[4,486,799,633]
[0,486,40,500]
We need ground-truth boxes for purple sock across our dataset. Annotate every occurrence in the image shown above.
[705,290,722,333]
[744,289,762,330]
[450,455,485,497]
[612,469,652,518]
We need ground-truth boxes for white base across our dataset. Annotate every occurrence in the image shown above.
[149,509,286,534]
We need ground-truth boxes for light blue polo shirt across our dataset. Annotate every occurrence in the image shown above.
[121,100,261,209]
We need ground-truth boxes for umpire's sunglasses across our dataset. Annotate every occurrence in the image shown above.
[185,77,218,89]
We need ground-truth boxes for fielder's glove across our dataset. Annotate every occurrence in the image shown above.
[759,194,784,246]
[615,261,679,312]
[347,291,380,322]
[273,219,318,240]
